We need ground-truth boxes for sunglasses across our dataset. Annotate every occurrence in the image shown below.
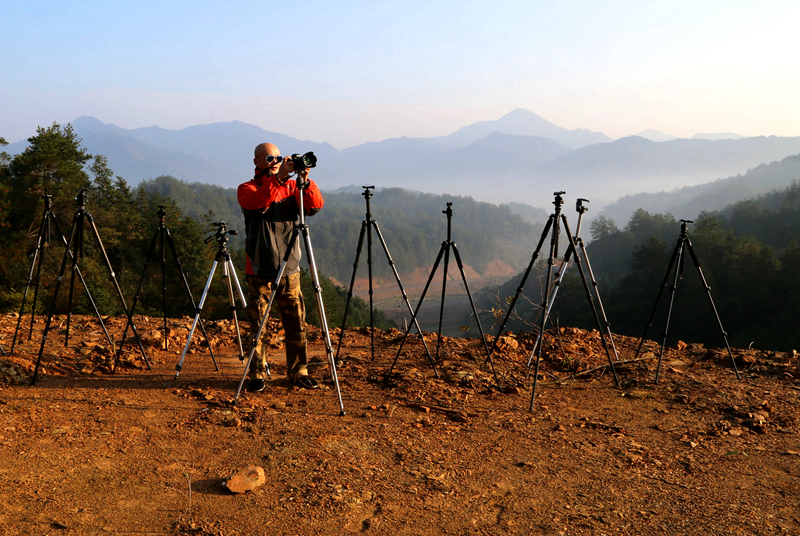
[265,155,283,163]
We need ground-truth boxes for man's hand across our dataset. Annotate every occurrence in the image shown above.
[276,158,294,183]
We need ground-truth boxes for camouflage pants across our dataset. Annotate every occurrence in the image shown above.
[245,272,307,380]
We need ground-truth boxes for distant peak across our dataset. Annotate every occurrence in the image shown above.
[73,116,104,125]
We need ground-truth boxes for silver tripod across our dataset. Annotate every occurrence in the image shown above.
[233,175,345,415]
[174,221,247,379]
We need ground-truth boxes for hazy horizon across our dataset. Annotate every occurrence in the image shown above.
[2,1,799,149]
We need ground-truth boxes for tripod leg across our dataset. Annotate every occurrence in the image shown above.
[633,239,682,359]
[114,227,160,371]
[85,214,151,369]
[32,215,79,384]
[685,240,741,379]
[64,217,82,347]
[366,219,376,360]
[227,257,247,356]
[530,217,560,410]
[436,241,451,360]
[655,240,686,383]
[579,239,620,361]
[164,228,217,361]
[451,244,503,389]
[372,221,436,369]
[525,245,574,366]
[176,260,219,378]
[299,224,346,415]
[559,215,619,386]
[334,221,367,361]
[160,227,168,350]
[385,244,446,384]
[490,215,555,358]
[11,220,47,353]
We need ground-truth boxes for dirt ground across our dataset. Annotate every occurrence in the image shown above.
[1,312,798,536]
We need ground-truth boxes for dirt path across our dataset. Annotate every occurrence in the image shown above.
[1,314,798,535]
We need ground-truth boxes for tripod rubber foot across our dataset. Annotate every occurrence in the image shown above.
[338,411,347,417]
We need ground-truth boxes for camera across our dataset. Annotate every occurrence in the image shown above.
[291,152,317,171]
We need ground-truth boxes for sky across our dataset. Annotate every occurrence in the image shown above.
[2,0,799,149]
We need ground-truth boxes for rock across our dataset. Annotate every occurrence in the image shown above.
[225,465,266,493]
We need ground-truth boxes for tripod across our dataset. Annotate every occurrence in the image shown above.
[174,221,246,379]
[114,206,217,371]
[234,176,345,415]
[633,220,741,382]
[522,198,620,367]
[385,202,499,386]
[334,186,434,367]
[487,192,620,410]
[31,189,149,384]
[11,193,114,355]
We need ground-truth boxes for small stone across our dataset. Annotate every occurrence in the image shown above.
[223,417,242,428]
[225,465,266,493]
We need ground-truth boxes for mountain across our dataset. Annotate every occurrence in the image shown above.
[8,116,338,188]
[424,108,613,150]
[691,132,746,141]
[595,152,800,227]
[531,135,800,204]
[634,129,678,142]
[7,114,800,211]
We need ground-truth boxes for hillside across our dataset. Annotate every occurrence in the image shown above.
[598,153,800,226]
[138,178,545,285]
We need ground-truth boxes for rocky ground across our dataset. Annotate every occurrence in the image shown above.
[0,312,799,535]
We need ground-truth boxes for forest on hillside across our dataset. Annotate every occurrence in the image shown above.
[471,184,800,352]
[0,124,392,332]
[138,176,545,284]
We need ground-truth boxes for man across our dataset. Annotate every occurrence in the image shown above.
[237,143,325,392]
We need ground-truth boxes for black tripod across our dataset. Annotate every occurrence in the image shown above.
[385,202,499,386]
[31,189,149,384]
[633,220,741,382]
[114,206,216,371]
[234,176,345,415]
[487,192,620,409]
[334,186,434,366]
[11,193,113,355]
[174,221,246,379]
[522,198,619,367]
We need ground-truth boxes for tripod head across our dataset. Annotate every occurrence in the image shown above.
[576,198,589,214]
[205,221,238,248]
[443,202,453,216]
[75,189,88,209]
[42,192,53,211]
[157,205,167,219]
[553,191,566,209]
[680,219,693,237]
[362,185,375,200]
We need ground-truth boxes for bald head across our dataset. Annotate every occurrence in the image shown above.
[254,143,279,159]
[254,143,282,174]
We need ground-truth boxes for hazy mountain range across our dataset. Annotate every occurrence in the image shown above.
[597,152,800,226]
[6,109,800,210]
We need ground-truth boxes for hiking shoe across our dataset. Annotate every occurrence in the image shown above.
[293,375,319,389]
[247,378,266,392]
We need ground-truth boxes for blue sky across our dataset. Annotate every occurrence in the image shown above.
[2,0,798,148]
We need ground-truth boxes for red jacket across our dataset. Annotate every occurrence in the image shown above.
[237,172,324,278]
